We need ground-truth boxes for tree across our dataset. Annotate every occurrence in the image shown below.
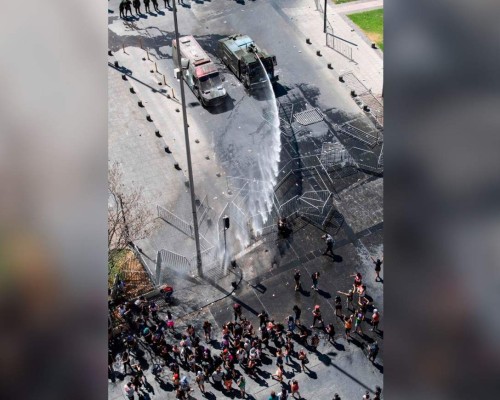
[108,162,156,294]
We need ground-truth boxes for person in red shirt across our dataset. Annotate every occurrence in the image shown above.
[290,379,301,399]
[371,309,380,332]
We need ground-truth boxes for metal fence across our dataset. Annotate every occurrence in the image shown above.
[156,249,193,281]
[326,31,354,61]
[157,205,193,238]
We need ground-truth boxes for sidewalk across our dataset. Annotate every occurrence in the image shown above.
[281,0,384,95]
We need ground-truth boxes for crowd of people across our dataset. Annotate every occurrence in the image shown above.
[108,233,383,399]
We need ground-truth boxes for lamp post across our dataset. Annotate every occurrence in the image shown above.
[172,1,203,277]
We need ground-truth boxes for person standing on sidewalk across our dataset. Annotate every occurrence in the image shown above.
[322,233,335,257]
[195,371,205,393]
[293,269,302,291]
[163,0,170,8]
[311,271,320,291]
[292,305,301,325]
[371,255,383,281]
[143,0,151,13]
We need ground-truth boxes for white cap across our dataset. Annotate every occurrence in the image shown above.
[373,309,378,313]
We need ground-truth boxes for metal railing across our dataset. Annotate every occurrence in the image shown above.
[157,205,193,238]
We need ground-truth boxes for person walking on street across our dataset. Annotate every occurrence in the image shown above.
[237,375,246,397]
[143,0,151,13]
[292,305,301,325]
[233,303,242,321]
[124,382,136,399]
[272,365,284,383]
[322,233,335,257]
[371,255,383,281]
[163,0,170,8]
[310,333,320,351]
[325,323,336,343]
[371,309,380,332]
[374,386,382,399]
[363,391,371,399]
[166,310,175,332]
[290,379,301,399]
[195,371,205,393]
[279,387,289,399]
[203,320,212,341]
[293,269,302,291]
[269,391,279,400]
[121,351,132,374]
[334,295,343,317]
[338,289,354,311]
[297,349,308,372]
[151,0,159,12]
[344,314,353,342]
[311,305,324,328]
[367,341,379,363]
[350,272,363,293]
[311,271,320,291]
[354,310,365,335]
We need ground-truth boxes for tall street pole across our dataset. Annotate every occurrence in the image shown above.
[172,2,203,277]
[324,0,328,33]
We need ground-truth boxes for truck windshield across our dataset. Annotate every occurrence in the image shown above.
[248,61,270,80]
[199,72,222,92]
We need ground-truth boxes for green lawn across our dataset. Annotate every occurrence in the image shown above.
[333,0,357,4]
[347,8,384,51]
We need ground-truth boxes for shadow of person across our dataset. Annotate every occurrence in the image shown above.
[373,361,384,374]
[203,392,217,400]
[332,254,343,262]
[317,353,331,366]
[317,289,331,299]
[304,368,318,379]
[332,341,345,351]
[143,381,155,394]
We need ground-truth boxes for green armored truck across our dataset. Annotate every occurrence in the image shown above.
[217,34,278,90]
